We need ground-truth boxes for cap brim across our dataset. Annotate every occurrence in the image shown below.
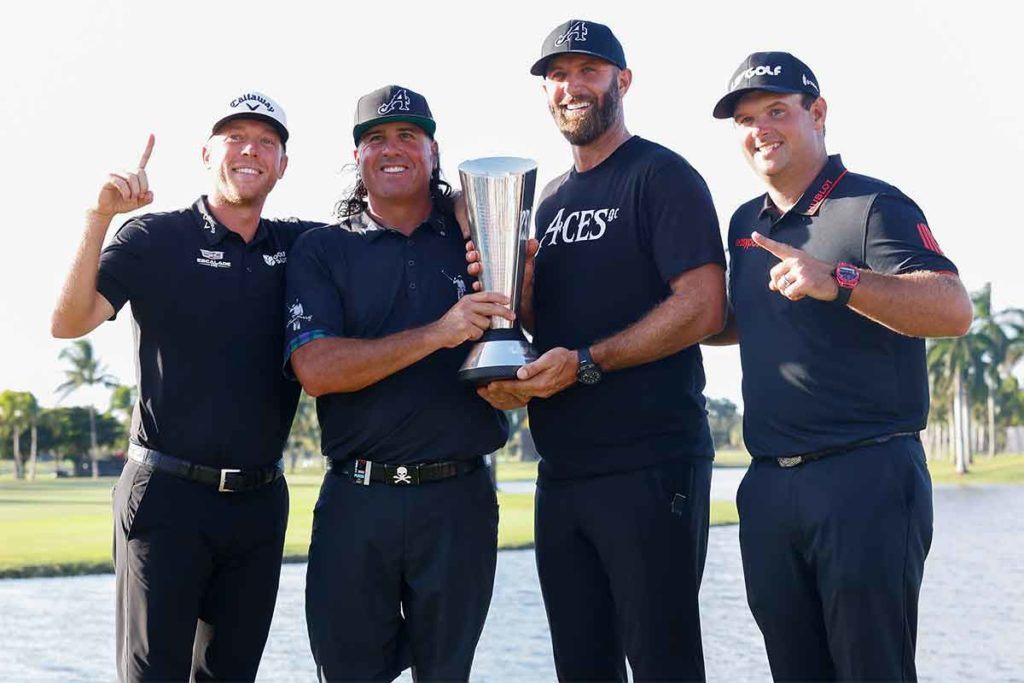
[712,85,805,119]
[353,115,436,145]
[212,113,289,144]
[530,50,625,76]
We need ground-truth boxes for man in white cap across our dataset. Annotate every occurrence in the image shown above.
[52,91,316,681]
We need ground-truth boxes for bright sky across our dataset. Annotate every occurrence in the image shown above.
[2,0,1021,412]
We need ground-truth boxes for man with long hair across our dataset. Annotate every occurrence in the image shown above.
[285,85,510,682]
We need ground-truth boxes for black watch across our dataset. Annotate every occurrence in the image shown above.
[576,347,603,385]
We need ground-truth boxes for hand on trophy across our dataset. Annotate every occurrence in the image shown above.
[477,346,578,408]
[432,291,513,349]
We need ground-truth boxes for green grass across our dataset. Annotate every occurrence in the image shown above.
[494,459,539,482]
[928,453,1024,485]
[713,448,752,468]
[0,468,742,578]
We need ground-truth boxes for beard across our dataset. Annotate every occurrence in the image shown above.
[549,79,620,146]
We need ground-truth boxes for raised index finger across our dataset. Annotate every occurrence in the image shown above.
[751,231,799,259]
[138,134,155,169]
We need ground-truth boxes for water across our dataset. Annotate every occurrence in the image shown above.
[498,466,746,500]
[1,485,1021,681]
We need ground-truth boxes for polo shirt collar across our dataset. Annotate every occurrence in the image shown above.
[191,196,270,246]
[346,207,452,242]
[757,154,848,220]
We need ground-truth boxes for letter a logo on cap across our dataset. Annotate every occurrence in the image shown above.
[555,20,588,45]
[377,89,411,115]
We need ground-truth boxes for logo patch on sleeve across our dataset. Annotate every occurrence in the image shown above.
[287,300,313,331]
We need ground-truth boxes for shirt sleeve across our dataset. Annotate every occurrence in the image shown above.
[642,155,726,284]
[283,228,347,377]
[864,194,958,275]
[96,217,153,318]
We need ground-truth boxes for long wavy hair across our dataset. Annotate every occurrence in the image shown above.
[333,158,454,220]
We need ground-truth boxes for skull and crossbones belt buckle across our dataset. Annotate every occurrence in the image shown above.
[332,457,482,486]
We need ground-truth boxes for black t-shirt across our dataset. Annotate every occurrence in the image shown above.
[529,136,726,480]
[727,155,959,457]
[282,209,509,464]
[96,197,319,468]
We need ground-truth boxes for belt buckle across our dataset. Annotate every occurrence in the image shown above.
[391,465,419,485]
[777,456,803,468]
[218,468,242,492]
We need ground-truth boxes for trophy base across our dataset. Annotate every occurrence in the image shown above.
[458,331,538,385]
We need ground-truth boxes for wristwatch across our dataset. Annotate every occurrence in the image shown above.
[576,347,603,385]
[831,262,860,306]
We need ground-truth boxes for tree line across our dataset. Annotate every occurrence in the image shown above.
[3,286,1020,479]
[925,283,1024,472]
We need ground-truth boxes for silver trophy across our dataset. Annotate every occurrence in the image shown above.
[457,157,539,384]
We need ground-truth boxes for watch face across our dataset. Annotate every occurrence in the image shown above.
[836,264,859,288]
[578,365,602,385]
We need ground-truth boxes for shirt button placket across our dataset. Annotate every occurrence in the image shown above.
[407,239,418,295]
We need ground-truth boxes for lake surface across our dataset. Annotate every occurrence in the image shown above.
[1,484,1021,681]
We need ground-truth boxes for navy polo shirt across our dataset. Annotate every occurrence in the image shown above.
[96,196,319,468]
[529,136,726,480]
[282,209,509,465]
[727,155,959,458]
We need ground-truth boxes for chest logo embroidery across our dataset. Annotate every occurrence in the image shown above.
[539,206,619,248]
[555,21,588,45]
[287,300,313,331]
[377,89,411,114]
[441,270,467,300]
[264,251,287,266]
[196,249,231,269]
[734,238,757,250]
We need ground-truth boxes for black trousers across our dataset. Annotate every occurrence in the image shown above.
[112,459,288,682]
[535,458,712,682]
[737,436,933,681]
[306,465,498,682]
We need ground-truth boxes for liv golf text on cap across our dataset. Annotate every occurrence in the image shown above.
[713,52,821,119]
[530,19,627,76]
[352,85,436,145]
[211,90,289,144]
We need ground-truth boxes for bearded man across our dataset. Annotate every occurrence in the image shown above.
[474,20,727,682]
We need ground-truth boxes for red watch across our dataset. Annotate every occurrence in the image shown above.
[832,262,860,306]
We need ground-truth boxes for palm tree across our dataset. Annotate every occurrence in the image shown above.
[927,332,989,474]
[56,340,118,479]
[970,284,1024,456]
[0,391,40,480]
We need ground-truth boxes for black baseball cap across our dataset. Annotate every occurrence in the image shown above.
[713,52,821,119]
[352,85,436,145]
[530,19,627,77]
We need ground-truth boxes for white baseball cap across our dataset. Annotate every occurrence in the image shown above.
[211,90,289,144]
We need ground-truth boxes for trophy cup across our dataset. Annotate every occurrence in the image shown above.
[457,157,539,384]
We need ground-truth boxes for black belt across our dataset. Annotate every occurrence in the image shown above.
[329,457,485,486]
[769,432,920,468]
[127,444,284,493]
